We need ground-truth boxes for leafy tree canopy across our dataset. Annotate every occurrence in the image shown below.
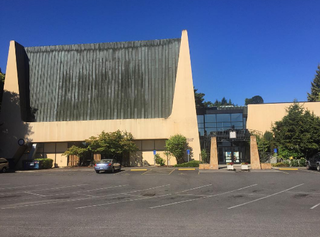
[245,95,264,105]
[272,103,320,158]
[307,65,320,102]
[86,130,138,159]
[212,97,234,107]
[165,134,188,164]
[63,130,138,164]
[0,68,4,83]
[194,88,234,108]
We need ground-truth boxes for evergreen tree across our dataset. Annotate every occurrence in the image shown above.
[194,88,214,108]
[307,65,320,102]
[272,103,320,158]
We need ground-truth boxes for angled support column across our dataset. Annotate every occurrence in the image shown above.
[209,137,218,169]
[250,136,261,169]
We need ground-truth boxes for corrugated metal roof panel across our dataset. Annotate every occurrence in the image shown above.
[25,38,180,122]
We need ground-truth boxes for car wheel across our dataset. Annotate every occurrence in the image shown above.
[118,165,121,171]
[317,165,320,172]
[111,167,115,173]
[2,167,7,173]
[95,170,100,174]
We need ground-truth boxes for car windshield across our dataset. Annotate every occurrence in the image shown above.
[98,159,113,164]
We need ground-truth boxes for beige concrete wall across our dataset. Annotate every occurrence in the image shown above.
[247,102,320,133]
[0,30,201,163]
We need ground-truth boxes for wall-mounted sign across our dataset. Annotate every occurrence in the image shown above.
[18,139,25,146]
[229,131,236,139]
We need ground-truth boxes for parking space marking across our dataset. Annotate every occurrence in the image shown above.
[149,184,257,209]
[0,184,88,198]
[228,183,304,210]
[114,170,125,175]
[141,169,152,175]
[300,170,320,175]
[310,203,320,210]
[44,184,128,197]
[23,191,47,197]
[178,168,196,171]
[279,168,298,171]
[0,184,47,191]
[279,171,290,174]
[168,169,175,175]
[74,184,171,209]
[177,184,212,193]
[130,169,147,172]
[143,169,176,176]
[76,193,172,209]
[1,184,171,210]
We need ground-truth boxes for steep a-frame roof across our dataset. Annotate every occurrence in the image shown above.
[24,38,181,122]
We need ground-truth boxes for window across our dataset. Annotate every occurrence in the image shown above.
[231,113,243,122]
[205,114,216,123]
[217,114,231,122]
[197,115,204,124]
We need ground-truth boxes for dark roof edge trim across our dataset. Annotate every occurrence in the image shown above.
[25,38,181,53]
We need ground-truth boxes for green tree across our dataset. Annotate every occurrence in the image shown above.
[252,131,276,162]
[272,103,320,158]
[86,130,138,160]
[307,65,320,102]
[63,130,138,165]
[0,68,5,111]
[212,97,234,107]
[165,134,188,164]
[0,68,4,83]
[194,88,214,108]
[194,88,234,108]
[245,95,264,105]
[62,144,89,165]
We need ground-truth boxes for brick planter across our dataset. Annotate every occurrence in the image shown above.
[261,163,272,169]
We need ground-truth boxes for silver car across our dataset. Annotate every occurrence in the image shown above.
[94,159,121,173]
[0,158,9,173]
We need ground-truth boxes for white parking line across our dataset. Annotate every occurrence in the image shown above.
[44,184,128,197]
[228,183,304,210]
[0,184,170,210]
[76,194,172,209]
[0,184,47,190]
[310,203,320,210]
[141,169,153,175]
[149,184,257,209]
[23,191,47,197]
[177,184,212,193]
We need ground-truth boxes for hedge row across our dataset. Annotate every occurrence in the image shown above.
[174,160,200,167]
[34,158,53,169]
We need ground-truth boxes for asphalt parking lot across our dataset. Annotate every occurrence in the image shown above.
[1,168,320,237]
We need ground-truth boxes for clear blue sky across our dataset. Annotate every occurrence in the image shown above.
[1,0,319,106]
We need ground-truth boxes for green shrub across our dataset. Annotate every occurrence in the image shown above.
[34,158,53,169]
[272,162,290,167]
[174,160,200,167]
[201,149,208,163]
[299,158,306,167]
[283,160,290,167]
[155,154,165,166]
[290,159,299,167]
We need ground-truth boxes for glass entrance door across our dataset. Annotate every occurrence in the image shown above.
[219,147,242,164]
[225,150,240,163]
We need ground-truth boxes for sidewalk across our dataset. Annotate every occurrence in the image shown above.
[14,165,308,173]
